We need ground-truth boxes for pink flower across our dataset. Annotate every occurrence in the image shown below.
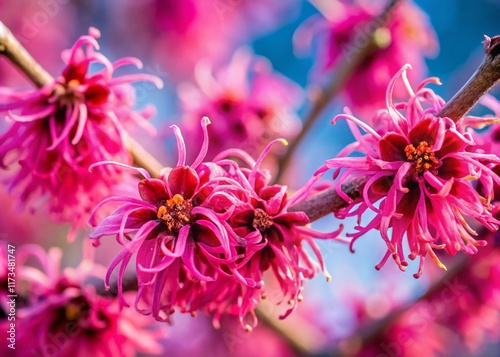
[2,244,165,357]
[90,119,342,330]
[89,118,257,323]
[317,65,500,278]
[0,28,163,238]
[189,141,343,330]
[295,0,438,118]
[178,48,303,161]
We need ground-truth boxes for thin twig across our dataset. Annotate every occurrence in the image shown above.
[0,21,162,177]
[438,35,500,121]
[0,21,52,88]
[123,135,163,177]
[274,0,401,184]
[289,177,366,221]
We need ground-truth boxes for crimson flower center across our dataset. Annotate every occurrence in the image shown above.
[64,301,85,321]
[404,141,439,175]
[157,194,193,234]
[252,208,273,233]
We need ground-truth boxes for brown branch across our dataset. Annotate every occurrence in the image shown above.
[438,35,500,121]
[0,21,162,177]
[123,135,163,177]
[289,177,366,221]
[0,22,52,88]
[274,0,401,184]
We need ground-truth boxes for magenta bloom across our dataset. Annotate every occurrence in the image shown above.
[317,65,500,278]
[90,119,342,330]
[171,141,343,331]
[295,0,438,118]
[0,28,163,238]
[4,244,164,357]
[89,118,257,322]
[178,48,303,161]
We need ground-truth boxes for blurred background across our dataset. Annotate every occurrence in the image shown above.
[1,0,500,356]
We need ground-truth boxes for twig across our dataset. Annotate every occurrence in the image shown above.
[274,0,401,184]
[0,22,53,87]
[438,35,500,121]
[289,177,366,221]
[123,135,163,177]
[0,21,162,177]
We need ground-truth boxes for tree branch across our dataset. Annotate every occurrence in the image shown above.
[0,22,53,88]
[289,177,366,221]
[274,0,401,184]
[438,35,500,121]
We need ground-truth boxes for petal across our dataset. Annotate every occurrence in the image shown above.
[63,62,89,82]
[85,83,110,106]
[438,157,470,179]
[259,185,287,216]
[167,166,200,199]
[138,178,169,204]
[408,117,438,145]
[435,131,467,157]
[379,133,408,162]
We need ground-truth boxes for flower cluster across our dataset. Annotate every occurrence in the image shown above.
[0,27,163,239]
[0,243,165,357]
[89,118,342,330]
[317,65,500,278]
[178,49,303,162]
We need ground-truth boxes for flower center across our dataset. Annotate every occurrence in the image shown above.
[157,194,193,234]
[252,208,273,233]
[64,301,86,321]
[404,141,439,175]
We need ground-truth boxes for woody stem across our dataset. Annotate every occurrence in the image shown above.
[438,35,500,121]
[274,0,401,184]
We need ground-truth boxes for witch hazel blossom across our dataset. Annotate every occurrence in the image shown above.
[89,118,259,321]
[317,64,500,278]
[192,141,344,329]
[89,118,343,330]
[8,244,165,357]
[0,27,163,238]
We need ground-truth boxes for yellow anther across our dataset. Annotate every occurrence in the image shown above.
[157,205,167,219]
[404,141,439,174]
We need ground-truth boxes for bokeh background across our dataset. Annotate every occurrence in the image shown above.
[1,0,500,356]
